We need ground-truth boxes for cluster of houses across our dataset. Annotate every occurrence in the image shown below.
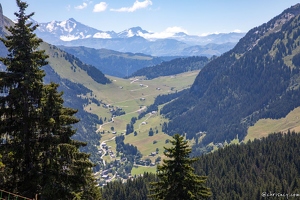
[101,142,116,158]
[101,169,111,180]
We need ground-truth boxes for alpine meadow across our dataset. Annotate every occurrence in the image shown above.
[1,0,300,199]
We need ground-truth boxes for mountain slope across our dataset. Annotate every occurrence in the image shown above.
[58,45,163,77]
[161,3,300,146]
[40,43,111,84]
[131,56,210,79]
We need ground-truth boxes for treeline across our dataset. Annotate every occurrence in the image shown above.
[63,50,111,84]
[101,173,157,200]
[138,89,188,120]
[101,131,300,199]
[115,135,142,162]
[131,56,209,79]
[161,7,300,145]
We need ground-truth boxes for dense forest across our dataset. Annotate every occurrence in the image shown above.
[161,4,300,147]
[101,131,300,200]
[131,56,210,79]
[195,131,300,199]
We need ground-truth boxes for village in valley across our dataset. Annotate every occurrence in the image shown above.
[95,137,161,186]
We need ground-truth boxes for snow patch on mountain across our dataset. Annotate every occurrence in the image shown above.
[60,35,80,41]
[45,21,56,32]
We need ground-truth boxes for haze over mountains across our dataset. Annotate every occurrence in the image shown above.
[33,18,245,57]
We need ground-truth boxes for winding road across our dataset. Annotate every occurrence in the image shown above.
[100,136,116,166]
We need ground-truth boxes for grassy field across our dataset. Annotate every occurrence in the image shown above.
[244,107,300,142]
[93,72,199,171]
[44,48,200,174]
[131,166,157,176]
[94,71,198,133]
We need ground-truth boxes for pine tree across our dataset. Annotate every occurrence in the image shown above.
[0,0,47,196]
[39,83,101,199]
[149,134,211,200]
[0,1,101,199]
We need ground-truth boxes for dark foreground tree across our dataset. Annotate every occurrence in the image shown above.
[0,0,100,199]
[149,134,211,200]
[0,0,47,196]
[39,83,101,199]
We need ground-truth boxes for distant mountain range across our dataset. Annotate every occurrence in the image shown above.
[32,18,245,57]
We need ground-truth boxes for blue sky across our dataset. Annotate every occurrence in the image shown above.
[1,0,300,36]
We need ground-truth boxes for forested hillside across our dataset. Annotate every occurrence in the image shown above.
[161,4,300,147]
[58,46,163,77]
[130,56,210,79]
[101,131,300,199]
[194,131,300,199]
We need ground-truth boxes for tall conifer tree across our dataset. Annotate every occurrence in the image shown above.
[0,1,101,199]
[0,0,47,196]
[40,83,101,199]
[149,134,211,200]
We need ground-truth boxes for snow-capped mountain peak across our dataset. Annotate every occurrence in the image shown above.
[36,18,117,41]
[118,26,149,38]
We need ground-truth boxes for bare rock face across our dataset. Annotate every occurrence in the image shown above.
[0,4,4,30]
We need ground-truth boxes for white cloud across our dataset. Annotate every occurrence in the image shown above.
[93,32,112,39]
[75,2,88,10]
[93,2,108,12]
[110,0,152,12]
[139,26,188,39]
[165,27,188,34]
[232,29,242,33]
